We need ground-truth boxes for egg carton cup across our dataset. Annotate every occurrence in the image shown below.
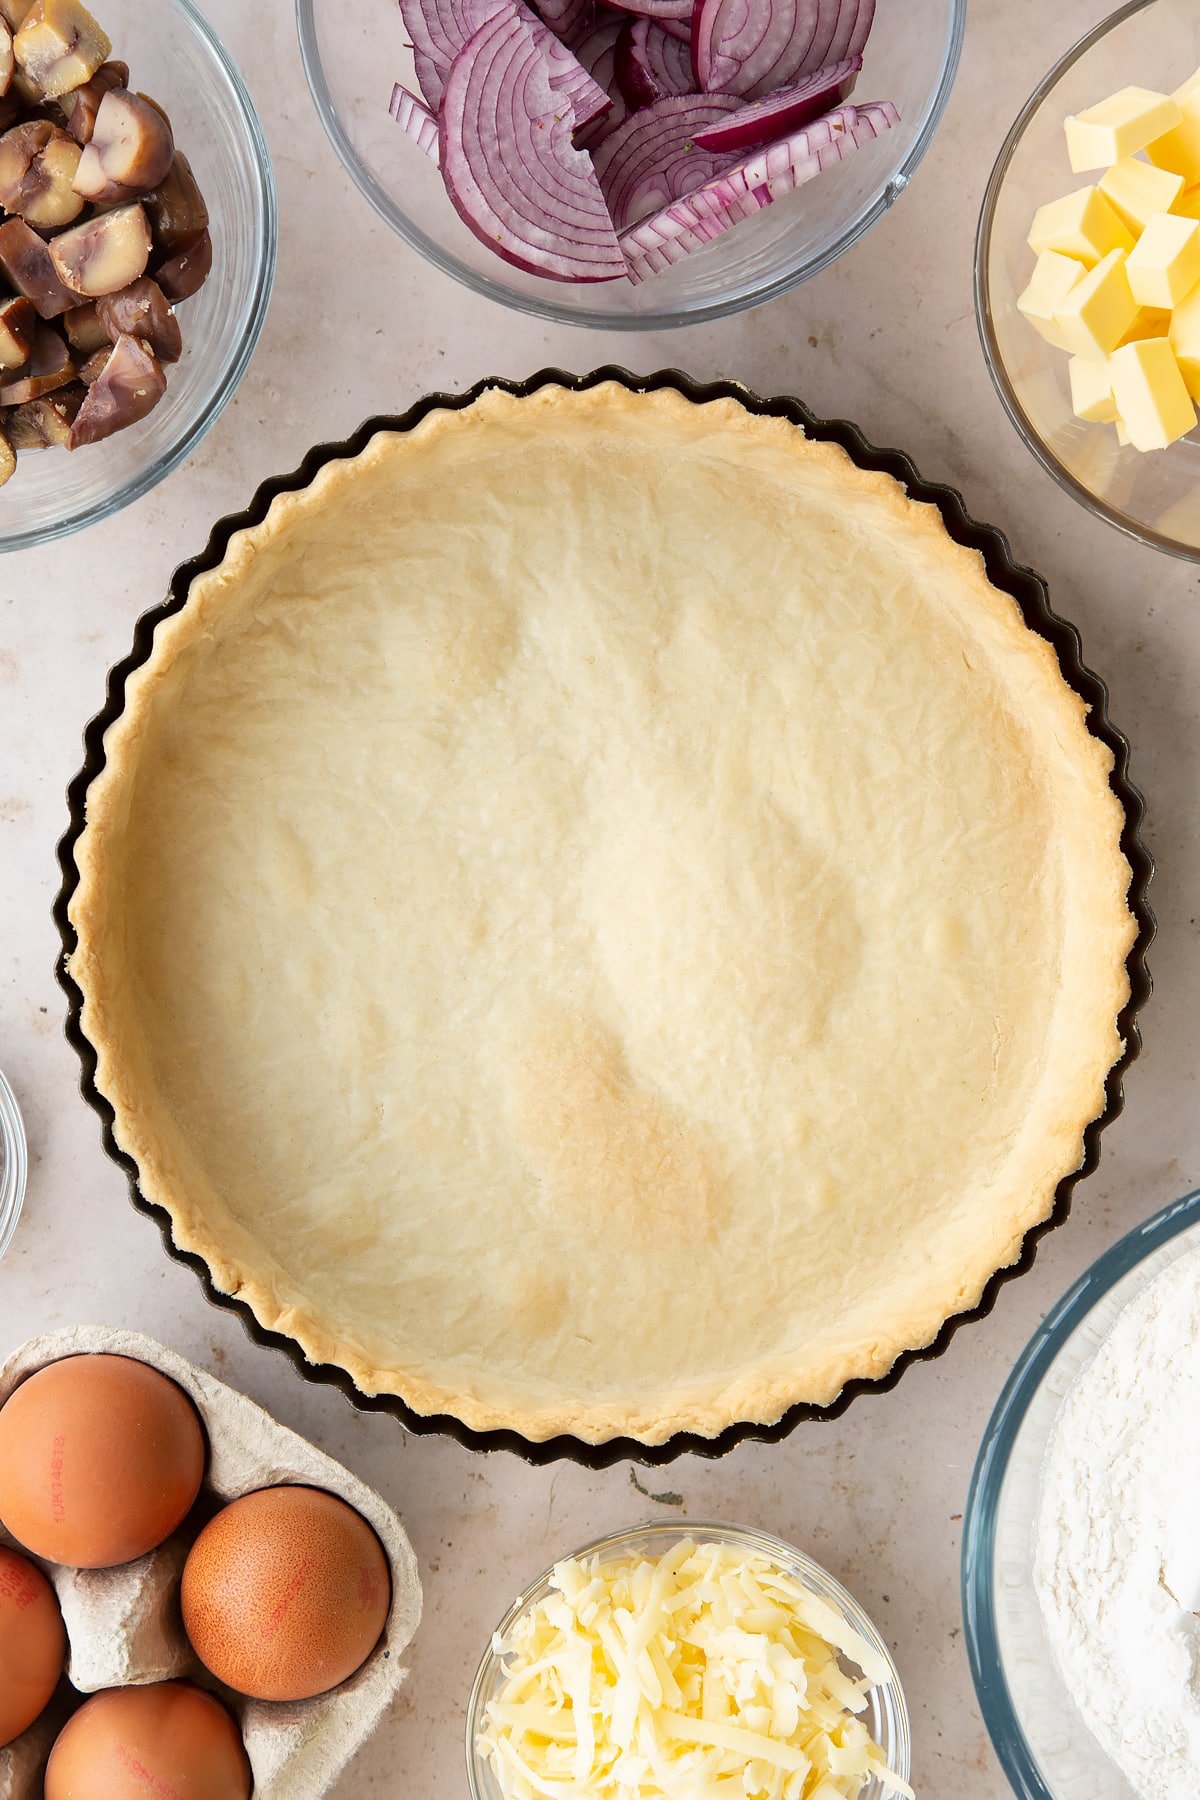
[0,1326,422,1800]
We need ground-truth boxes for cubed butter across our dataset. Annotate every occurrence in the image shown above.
[1068,355,1119,423]
[1099,157,1184,232]
[1126,211,1200,307]
[1147,66,1200,181]
[1108,337,1197,449]
[1168,278,1200,401]
[1028,186,1135,265]
[1017,249,1086,348]
[1065,85,1181,170]
[1172,186,1200,221]
[1120,306,1173,345]
[1053,248,1138,356]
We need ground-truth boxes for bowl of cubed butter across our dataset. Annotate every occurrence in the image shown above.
[977,0,1200,560]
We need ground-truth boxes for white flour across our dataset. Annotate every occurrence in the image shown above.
[1035,1241,1200,1797]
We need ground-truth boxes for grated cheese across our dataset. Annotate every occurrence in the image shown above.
[478,1539,914,1799]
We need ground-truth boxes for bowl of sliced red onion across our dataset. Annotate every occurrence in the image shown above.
[297,0,964,325]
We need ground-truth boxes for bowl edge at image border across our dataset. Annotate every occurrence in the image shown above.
[52,364,1156,1468]
[0,0,279,556]
[0,1070,28,1263]
[974,0,1200,565]
[961,1186,1200,1800]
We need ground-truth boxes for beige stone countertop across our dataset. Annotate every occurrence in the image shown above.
[1,0,1197,1792]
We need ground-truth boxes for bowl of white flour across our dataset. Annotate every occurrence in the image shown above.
[962,1186,1200,1800]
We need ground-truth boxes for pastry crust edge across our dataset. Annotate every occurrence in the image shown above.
[67,381,1139,1446]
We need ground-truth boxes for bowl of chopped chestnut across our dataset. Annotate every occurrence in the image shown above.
[0,0,275,551]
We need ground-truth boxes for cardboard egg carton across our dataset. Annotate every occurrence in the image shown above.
[0,1326,422,1799]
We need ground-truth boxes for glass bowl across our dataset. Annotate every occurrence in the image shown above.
[297,0,965,328]
[465,1520,912,1796]
[0,0,277,554]
[962,1186,1200,1798]
[976,0,1200,562]
[0,1070,27,1263]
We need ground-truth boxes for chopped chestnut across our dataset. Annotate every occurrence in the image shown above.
[0,117,83,225]
[72,84,170,201]
[0,214,78,315]
[153,225,210,302]
[13,0,110,101]
[136,89,170,129]
[76,340,104,381]
[0,316,72,402]
[67,330,162,446]
[49,199,149,295]
[62,295,105,351]
[96,275,179,362]
[6,375,80,444]
[0,0,212,483]
[0,292,36,366]
[144,147,206,249]
[8,61,35,103]
[59,52,122,140]
[8,62,41,107]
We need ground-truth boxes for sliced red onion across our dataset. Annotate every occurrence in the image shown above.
[570,12,628,145]
[540,24,613,126]
[398,0,608,121]
[564,2,626,51]
[693,0,873,98]
[440,6,626,280]
[398,0,476,105]
[620,98,897,278]
[658,15,690,38]
[691,54,859,150]
[786,0,869,74]
[413,48,447,106]
[608,0,692,22]
[389,82,441,163]
[591,91,739,228]
[537,0,593,38]
[614,16,695,107]
[826,0,873,63]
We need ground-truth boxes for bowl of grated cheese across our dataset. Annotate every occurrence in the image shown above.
[466,1521,912,1800]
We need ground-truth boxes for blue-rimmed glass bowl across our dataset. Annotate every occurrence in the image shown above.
[0,0,276,554]
[297,0,964,328]
[962,1188,1200,1798]
[466,1520,912,1796]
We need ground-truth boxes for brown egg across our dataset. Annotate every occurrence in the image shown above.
[0,1354,206,1568]
[44,1681,250,1800]
[0,1545,66,1747]
[181,1485,391,1701]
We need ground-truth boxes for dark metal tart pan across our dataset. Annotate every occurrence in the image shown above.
[53,365,1156,1468]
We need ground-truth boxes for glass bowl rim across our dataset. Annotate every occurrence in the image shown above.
[295,0,967,330]
[0,1069,28,1263]
[464,1516,912,1796]
[961,1184,1200,1800]
[973,0,1200,565]
[0,0,279,557]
